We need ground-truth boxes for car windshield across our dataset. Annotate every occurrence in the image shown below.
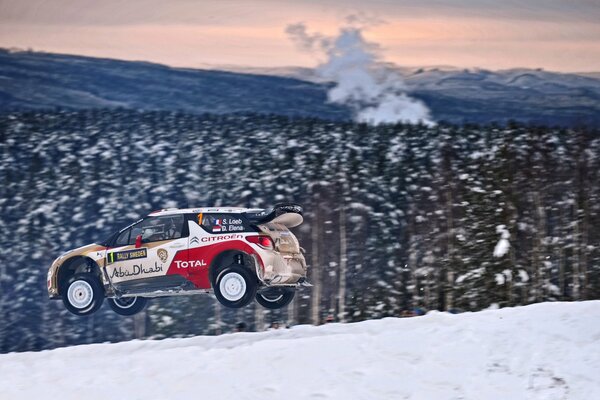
[97,232,116,247]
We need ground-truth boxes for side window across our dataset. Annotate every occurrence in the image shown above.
[200,214,221,233]
[200,213,248,233]
[114,228,131,246]
[130,215,185,243]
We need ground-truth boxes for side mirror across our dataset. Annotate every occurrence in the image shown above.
[135,234,142,248]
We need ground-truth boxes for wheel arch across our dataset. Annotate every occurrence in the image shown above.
[57,256,103,295]
[208,249,259,286]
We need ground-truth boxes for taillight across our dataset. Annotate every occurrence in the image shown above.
[246,235,274,250]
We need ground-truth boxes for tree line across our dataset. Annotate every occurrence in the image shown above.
[0,109,598,353]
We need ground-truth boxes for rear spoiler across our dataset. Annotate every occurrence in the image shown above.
[244,203,303,228]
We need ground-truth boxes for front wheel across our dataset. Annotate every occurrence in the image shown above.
[107,296,148,316]
[61,273,104,316]
[255,287,295,309]
[213,265,257,308]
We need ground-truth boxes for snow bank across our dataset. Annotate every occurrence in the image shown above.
[1,301,599,400]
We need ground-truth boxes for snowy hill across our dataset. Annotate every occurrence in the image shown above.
[228,64,600,127]
[2,49,600,126]
[1,301,598,400]
[0,48,349,120]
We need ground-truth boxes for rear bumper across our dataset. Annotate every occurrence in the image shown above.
[257,251,307,285]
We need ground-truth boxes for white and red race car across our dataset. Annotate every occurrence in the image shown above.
[47,204,309,316]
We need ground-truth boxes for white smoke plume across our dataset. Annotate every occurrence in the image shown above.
[286,20,434,126]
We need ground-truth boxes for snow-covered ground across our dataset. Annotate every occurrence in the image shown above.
[1,301,599,400]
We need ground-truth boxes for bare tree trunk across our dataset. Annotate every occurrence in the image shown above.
[287,295,297,327]
[255,303,265,332]
[214,299,222,335]
[572,202,580,300]
[445,188,454,311]
[134,310,146,338]
[508,245,516,305]
[0,261,5,342]
[311,194,321,325]
[410,252,419,308]
[581,199,589,299]
[558,203,566,299]
[425,274,431,310]
[405,202,418,310]
[337,204,347,322]
[87,314,95,343]
[533,191,545,302]
[576,134,589,300]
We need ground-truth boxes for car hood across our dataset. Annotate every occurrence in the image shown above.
[56,243,106,263]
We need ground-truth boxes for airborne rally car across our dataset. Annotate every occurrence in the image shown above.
[47,204,309,316]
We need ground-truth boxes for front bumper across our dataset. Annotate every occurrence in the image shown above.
[47,258,61,299]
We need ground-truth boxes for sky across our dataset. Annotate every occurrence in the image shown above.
[1,0,599,72]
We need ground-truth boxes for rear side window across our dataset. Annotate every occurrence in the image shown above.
[200,213,250,234]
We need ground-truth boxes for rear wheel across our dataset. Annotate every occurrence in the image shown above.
[213,264,256,308]
[255,287,295,309]
[61,273,104,316]
[107,296,148,316]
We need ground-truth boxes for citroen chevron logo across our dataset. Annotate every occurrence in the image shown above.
[190,236,199,245]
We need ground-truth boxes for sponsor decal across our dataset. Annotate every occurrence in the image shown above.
[107,248,147,264]
[109,262,163,278]
[221,218,245,232]
[157,248,168,263]
[165,238,265,289]
[222,218,243,225]
[190,236,200,245]
[174,260,207,269]
[200,234,243,242]
[210,217,245,232]
[223,225,244,232]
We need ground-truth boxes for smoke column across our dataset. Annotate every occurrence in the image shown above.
[286,21,434,126]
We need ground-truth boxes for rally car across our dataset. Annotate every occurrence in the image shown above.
[47,203,309,316]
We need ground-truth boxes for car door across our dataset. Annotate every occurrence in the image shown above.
[105,214,187,286]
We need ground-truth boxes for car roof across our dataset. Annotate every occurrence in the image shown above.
[148,207,262,217]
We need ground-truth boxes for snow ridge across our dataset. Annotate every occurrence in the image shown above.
[1,301,598,400]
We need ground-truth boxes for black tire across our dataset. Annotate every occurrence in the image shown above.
[61,273,104,316]
[255,287,295,309]
[213,264,257,308]
[107,296,148,316]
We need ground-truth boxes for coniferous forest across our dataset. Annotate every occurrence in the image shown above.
[0,109,599,353]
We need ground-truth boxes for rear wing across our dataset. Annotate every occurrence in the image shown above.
[244,203,303,228]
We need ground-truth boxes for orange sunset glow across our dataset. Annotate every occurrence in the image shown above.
[0,0,599,72]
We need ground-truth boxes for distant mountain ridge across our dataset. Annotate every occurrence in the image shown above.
[225,64,600,127]
[0,49,350,121]
[1,48,600,126]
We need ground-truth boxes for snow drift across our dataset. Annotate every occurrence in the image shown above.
[1,301,599,400]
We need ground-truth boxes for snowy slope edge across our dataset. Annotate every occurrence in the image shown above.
[0,301,599,400]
